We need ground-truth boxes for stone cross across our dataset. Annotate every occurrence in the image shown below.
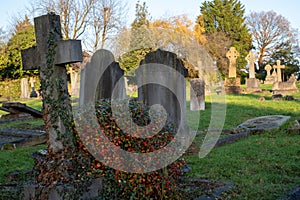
[273,60,285,82]
[226,47,240,78]
[245,51,257,79]
[29,77,37,98]
[264,64,272,77]
[21,13,82,154]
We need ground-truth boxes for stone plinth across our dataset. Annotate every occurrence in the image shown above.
[264,76,276,84]
[272,81,299,95]
[224,78,242,94]
[245,78,262,93]
[272,74,299,95]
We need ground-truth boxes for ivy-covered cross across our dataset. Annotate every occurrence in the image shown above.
[21,13,82,154]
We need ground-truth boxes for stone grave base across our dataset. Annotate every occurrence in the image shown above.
[272,89,299,95]
[245,78,262,93]
[272,81,299,95]
[23,178,103,200]
[225,86,242,94]
[224,78,242,94]
[236,115,290,132]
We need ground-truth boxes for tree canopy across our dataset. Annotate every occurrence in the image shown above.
[0,16,36,80]
[246,10,300,78]
[199,0,252,76]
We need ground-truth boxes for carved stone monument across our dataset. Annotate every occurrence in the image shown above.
[273,60,285,82]
[224,47,241,94]
[226,47,239,78]
[245,51,261,92]
[264,64,276,84]
[21,13,102,199]
[272,73,299,95]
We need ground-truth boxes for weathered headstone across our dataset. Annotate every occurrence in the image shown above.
[69,67,80,97]
[20,78,29,99]
[272,60,298,94]
[136,49,189,134]
[226,47,239,78]
[69,52,90,97]
[264,64,276,84]
[22,13,82,154]
[21,13,104,200]
[190,78,205,110]
[273,60,285,82]
[272,73,299,95]
[245,51,261,92]
[29,77,38,98]
[80,49,126,105]
[246,51,256,79]
[224,47,241,94]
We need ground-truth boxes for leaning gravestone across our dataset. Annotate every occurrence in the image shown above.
[224,47,242,94]
[21,13,81,154]
[21,13,102,199]
[136,49,189,135]
[245,51,261,92]
[190,78,205,110]
[20,78,29,99]
[80,49,126,105]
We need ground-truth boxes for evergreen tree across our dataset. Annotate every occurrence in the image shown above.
[0,16,36,80]
[199,0,252,76]
[269,41,300,81]
[119,1,153,74]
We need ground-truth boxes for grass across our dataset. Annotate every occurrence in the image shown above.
[0,145,46,183]
[0,86,300,199]
[184,84,300,199]
[185,129,300,199]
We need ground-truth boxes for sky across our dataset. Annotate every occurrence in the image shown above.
[0,0,300,33]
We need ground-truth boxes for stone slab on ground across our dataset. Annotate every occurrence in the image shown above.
[0,128,46,148]
[2,102,42,118]
[236,115,290,131]
[23,178,103,200]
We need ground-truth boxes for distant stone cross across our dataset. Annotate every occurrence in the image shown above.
[21,13,82,153]
[29,77,37,98]
[245,51,257,79]
[226,47,240,78]
[264,64,272,77]
[273,60,285,82]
